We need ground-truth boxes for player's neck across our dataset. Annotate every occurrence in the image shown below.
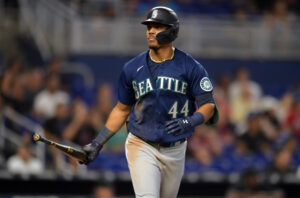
[149,46,175,63]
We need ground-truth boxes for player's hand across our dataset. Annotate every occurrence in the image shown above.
[80,141,103,165]
[165,118,192,136]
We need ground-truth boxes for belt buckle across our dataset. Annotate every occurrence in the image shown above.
[164,140,181,148]
[173,141,180,147]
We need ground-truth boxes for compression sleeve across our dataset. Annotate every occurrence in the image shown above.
[195,92,219,126]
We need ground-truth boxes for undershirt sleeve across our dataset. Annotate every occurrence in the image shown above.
[195,92,219,126]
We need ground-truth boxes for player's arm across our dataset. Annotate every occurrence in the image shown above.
[105,101,132,132]
[81,101,132,164]
[194,92,219,125]
[195,102,215,123]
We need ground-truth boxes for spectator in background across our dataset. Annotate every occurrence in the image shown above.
[125,0,138,16]
[214,73,236,147]
[43,103,71,141]
[1,58,22,96]
[229,67,262,133]
[93,83,127,153]
[43,102,71,170]
[47,58,61,75]
[226,168,284,198]
[72,108,99,146]
[265,148,296,184]
[23,67,44,112]
[231,0,258,20]
[95,83,115,123]
[264,0,291,27]
[285,98,300,137]
[62,98,88,141]
[91,83,127,153]
[93,180,115,198]
[33,73,70,120]
[214,74,231,125]
[237,112,271,155]
[283,137,298,153]
[1,72,31,114]
[188,125,222,166]
[97,0,116,18]
[0,58,33,114]
[277,92,293,123]
[229,67,262,102]
[263,0,292,52]
[260,96,281,142]
[7,144,43,177]
[43,99,87,172]
[281,137,300,167]
[46,58,69,91]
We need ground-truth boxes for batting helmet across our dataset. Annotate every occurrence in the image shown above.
[141,6,179,44]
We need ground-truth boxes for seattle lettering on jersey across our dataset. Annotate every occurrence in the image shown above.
[132,76,188,100]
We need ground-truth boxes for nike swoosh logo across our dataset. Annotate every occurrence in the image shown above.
[137,65,144,72]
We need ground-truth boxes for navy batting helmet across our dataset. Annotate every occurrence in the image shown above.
[141,6,179,44]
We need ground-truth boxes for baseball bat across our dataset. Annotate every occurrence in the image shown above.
[33,133,87,163]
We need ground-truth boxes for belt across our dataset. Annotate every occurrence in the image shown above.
[142,138,186,148]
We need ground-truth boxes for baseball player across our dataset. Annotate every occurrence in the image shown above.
[82,6,219,198]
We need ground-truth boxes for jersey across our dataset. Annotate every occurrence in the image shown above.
[118,48,214,143]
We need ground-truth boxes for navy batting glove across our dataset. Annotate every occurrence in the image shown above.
[79,126,114,165]
[81,141,103,165]
[165,118,192,136]
[165,112,205,136]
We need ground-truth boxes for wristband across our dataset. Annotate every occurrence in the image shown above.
[94,126,115,145]
[188,112,205,127]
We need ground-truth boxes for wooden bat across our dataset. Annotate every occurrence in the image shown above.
[33,133,87,163]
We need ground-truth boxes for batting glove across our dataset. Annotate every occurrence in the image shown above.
[80,126,114,165]
[81,141,103,165]
[165,112,205,136]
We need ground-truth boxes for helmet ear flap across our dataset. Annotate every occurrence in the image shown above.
[156,25,179,44]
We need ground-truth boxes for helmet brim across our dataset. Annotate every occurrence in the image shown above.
[141,18,172,26]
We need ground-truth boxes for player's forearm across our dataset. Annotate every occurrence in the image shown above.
[105,102,132,133]
[196,103,215,123]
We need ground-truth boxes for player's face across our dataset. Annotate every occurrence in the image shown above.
[146,23,168,49]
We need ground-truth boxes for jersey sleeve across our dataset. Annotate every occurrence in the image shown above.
[118,67,135,105]
[188,60,219,125]
[188,61,213,96]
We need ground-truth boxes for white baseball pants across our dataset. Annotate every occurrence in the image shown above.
[125,133,187,198]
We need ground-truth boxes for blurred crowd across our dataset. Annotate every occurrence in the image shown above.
[0,58,127,175]
[190,67,300,197]
[61,0,300,20]
[3,0,300,22]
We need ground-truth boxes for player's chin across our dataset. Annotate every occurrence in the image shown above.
[148,43,160,50]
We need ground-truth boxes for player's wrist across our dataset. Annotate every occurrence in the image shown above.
[94,126,115,145]
[187,112,204,127]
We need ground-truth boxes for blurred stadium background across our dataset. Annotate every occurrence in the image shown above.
[1,0,300,197]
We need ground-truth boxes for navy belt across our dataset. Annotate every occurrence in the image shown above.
[157,139,186,147]
[140,137,186,148]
